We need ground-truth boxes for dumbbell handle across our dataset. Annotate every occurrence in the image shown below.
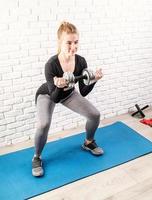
[74,74,87,81]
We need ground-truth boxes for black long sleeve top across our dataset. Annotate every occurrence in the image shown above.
[35,54,96,103]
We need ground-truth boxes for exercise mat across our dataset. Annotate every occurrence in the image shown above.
[0,121,152,200]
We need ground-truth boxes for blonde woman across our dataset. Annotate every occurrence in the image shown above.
[32,21,104,177]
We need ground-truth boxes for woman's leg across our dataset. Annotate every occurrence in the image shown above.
[34,94,55,157]
[62,90,103,155]
[32,94,55,176]
[62,90,100,141]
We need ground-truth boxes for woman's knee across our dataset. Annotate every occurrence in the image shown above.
[36,120,50,131]
[89,110,100,121]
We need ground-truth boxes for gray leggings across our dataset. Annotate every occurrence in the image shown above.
[35,90,100,156]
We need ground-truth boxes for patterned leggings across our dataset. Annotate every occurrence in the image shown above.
[34,90,100,156]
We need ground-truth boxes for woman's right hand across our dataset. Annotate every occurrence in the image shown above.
[53,77,68,88]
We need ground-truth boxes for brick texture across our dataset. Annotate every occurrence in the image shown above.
[0,0,152,146]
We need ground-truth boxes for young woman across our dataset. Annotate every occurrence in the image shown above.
[32,21,104,177]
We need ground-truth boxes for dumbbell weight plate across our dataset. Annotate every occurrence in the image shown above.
[82,69,96,85]
[63,72,75,88]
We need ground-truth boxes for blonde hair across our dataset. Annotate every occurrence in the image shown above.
[57,21,79,54]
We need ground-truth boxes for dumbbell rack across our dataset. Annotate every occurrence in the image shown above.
[131,104,149,118]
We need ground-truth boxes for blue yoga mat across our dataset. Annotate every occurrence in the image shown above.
[0,121,152,200]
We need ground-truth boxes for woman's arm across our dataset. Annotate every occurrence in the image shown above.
[78,57,96,96]
[45,62,63,103]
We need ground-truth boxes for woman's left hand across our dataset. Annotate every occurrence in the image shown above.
[94,68,103,81]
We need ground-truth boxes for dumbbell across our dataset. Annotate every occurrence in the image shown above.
[63,69,96,88]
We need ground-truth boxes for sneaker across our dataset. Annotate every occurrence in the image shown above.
[32,156,44,177]
[82,140,104,156]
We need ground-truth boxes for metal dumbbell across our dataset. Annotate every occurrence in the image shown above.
[63,69,96,89]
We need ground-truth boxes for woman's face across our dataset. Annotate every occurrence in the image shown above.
[59,32,79,56]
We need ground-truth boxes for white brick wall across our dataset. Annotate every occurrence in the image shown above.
[0,0,152,146]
